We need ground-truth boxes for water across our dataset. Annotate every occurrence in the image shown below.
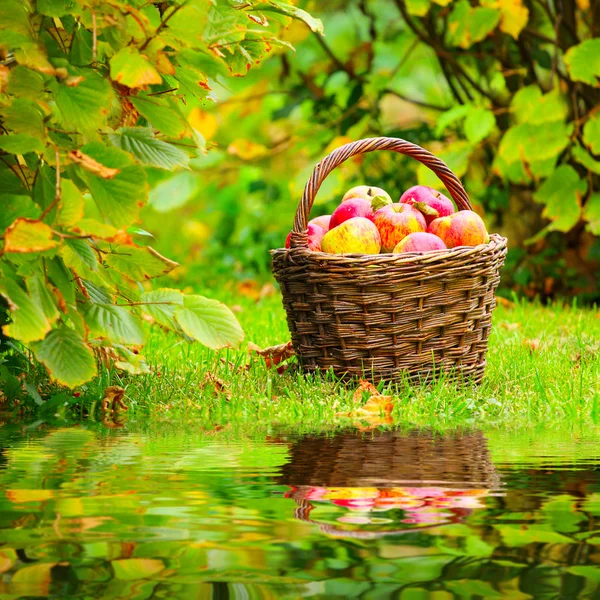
[1,426,600,599]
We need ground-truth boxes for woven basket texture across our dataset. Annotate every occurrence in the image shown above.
[271,137,507,384]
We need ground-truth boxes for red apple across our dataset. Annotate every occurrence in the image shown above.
[372,204,426,253]
[329,197,374,229]
[321,217,381,254]
[285,222,326,251]
[428,210,489,248]
[400,185,454,226]
[393,232,447,254]
[342,185,392,206]
[309,215,331,230]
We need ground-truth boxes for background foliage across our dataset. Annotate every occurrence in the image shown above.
[143,0,599,301]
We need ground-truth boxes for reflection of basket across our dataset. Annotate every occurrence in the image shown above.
[279,429,500,489]
[271,137,507,384]
[280,430,499,539]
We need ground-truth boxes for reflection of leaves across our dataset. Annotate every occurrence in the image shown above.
[494,524,573,546]
[111,558,164,580]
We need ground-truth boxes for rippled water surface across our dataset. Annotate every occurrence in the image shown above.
[1,426,600,598]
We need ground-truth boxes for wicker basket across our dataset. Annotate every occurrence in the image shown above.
[271,137,507,384]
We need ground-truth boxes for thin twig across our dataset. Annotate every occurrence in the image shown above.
[382,88,449,111]
[92,11,97,62]
[139,2,187,51]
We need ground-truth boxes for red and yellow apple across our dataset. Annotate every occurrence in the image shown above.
[400,185,454,226]
[393,232,447,254]
[285,222,327,251]
[321,217,381,254]
[309,215,332,230]
[343,185,392,206]
[428,210,489,248]
[373,204,426,253]
[329,197,374,229]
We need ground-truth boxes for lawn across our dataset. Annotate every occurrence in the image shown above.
[88,281,600,432]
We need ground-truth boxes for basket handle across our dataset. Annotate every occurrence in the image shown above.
[290,137,473,248]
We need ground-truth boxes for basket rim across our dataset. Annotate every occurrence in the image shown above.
[272,232,507,267]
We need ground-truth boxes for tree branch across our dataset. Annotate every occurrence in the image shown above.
[383,88,450,111]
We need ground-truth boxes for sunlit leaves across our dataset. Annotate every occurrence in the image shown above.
[130,95,189,138]
[564,39,600,86]
[104,246,178,280]
[82,303,145,345]
[148,170,200,212]
[258,1,324,34]
[56,180,85,227]
[174,295,244,349]
[3,219,57,253]
[511,86,568,125]
[481,0,528,39]
[584,193,600,235]
[464,108,496,144]
[109,47,162,88]
[31,325,97,387]
[0,134,44,155]
[583,113,600,155]
[140,288,183,328]
[533,165,587,233]
[446,0,500,49]
[0,195,40,231]
[110,127,189,170]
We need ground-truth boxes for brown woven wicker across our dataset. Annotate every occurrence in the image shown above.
[271,137,507,384]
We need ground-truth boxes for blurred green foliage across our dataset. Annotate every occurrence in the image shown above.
[145,0,600,301]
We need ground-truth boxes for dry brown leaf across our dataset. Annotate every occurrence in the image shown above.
[101,386,127,429]
[338,380,396,431]
[523,338,541,353]
[68,150,120,179]
[248,341,295,368]
[202,373,231,401]
[496,296,515,309]
[352,379,379,403]
[500,322,520,331]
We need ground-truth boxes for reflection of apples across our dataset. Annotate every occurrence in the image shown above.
[321,217,381,254]
[285,222,327,251]
[332,498,376,510]
[343,185,392,206]
[428,210,489,248]
[400,185,455,226]
[373,204,426,252]
[393,232,446,254]
[329,198,374,229]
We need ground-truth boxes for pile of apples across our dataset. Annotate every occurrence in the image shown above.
[285,185,489,254]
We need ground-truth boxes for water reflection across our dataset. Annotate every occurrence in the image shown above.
[0,427,599,598]
[280,430,500,538]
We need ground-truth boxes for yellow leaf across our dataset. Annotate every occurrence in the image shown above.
[227,139,269,161]
[3,219,57,253]
[0,549,17,574]
[6,489,55,503]
[488,0,529,38]
[12,562,55,585]
[112,558,164,580]
[188,108,218,140]
[576,0,590,9]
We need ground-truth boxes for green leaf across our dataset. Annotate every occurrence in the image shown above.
[140,288,183,328]
[447,0,500,49]
[130,95,189,138]
[464,107,495,144]
[70,26,93,66]
[148,170,199,212]
[435,105,469,137]
[57,180,85,227]
[111,559,164,581]
[564,39,600,86]
[567,566,600,582]
[533,165,587,233]
[583,114,600,156]
[113,345,150,374]
[27,274,59,326]
[174,295,244,349]
[0,98,46,140]
[37,0,75,18]
[110,127,189,170]
[6,66,45,99]
[53,68,115,137]
[61,238,98,275]
[511,86,568,125]
[104,245,178,280]
[572,145,600,175]
[4,219,57,253]
[584,193,600,235]
[30,325,97,387]
[0,194,41,232]
[405,0,432,16]
[258,1,323,33]
[0,275,52,343]
[498,122,573,166]
[0,134,44,155]
[47,257,75,304]
[82,303,145,345]
[495,525,573,546]
[445,580,502,597]
[77,143,148,228]
[109,47,162,89]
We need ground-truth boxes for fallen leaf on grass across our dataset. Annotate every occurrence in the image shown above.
[338,380,395,430]
[500,322,520,331]
[101,386,127,429]
[496,296,515,309]
[523,338,541,353]
[202,373,231,401]
[248,341,295,368]
[237,281,277,301]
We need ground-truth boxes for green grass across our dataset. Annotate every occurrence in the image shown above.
[85,283,600,432]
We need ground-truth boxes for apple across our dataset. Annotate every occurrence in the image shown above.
[393,232,447,254]
[343,185,392,207]
[309,215,331,230]
[321,217,381,254]
[285,222,327,251]
[399,185,454,226]
[329,197,374,229]
[428,210,489,248]
[372,204,426,253]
